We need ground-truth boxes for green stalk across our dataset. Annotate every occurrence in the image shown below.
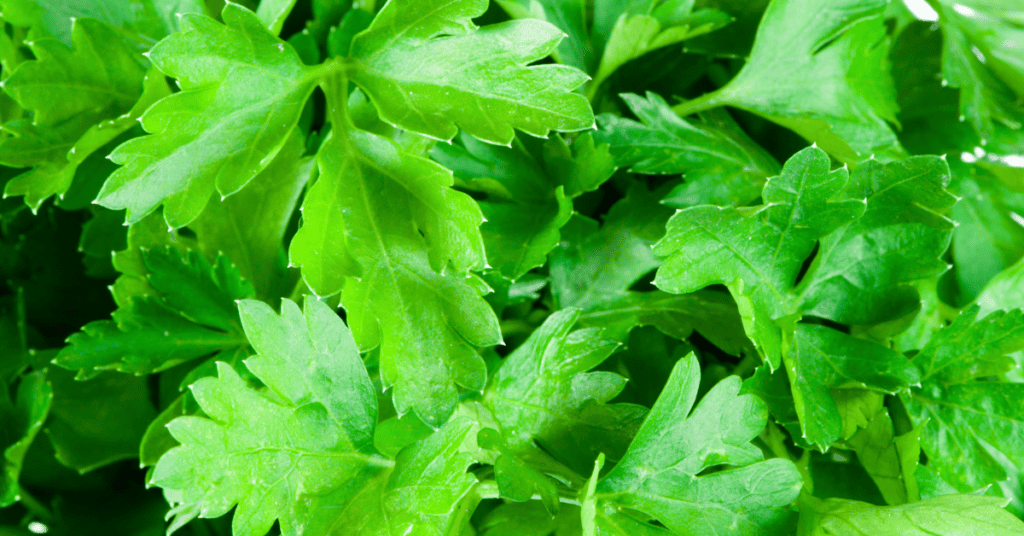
[670,87,730,117]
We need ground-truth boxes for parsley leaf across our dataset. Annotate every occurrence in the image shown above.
[582,354,803,535]
[346,0,594,144]
[54,248,253,376]
[679,0,900,160]
[96,4,323,226]
[152,298,477,536]
[798,493,1024,535]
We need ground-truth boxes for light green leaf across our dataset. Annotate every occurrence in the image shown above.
[550,181,752,353]
[797,493,1024,535]
[595,92,779,207]
[54,248,253,376]
[189,129,313,299]
[347,0,594,145]
[795,155,956,325]
[656,147,954,361]
[838,395,919,505]
[3,19,144,126]
[255,0,297,35]
[931,0,1024,141]
[290,88,501,427]
[902,307,1024,497]
[480,501,583,536]
[977,244,1024,316]
[0,0,207,46]
[0,371,51,507]
[911,305,1024,384]
[485,308,646,475]
[495,0,593,72]
[152,298,478,536]
[0,22,169,209]
[586,354,803,535]
[97,3,324,226]
[785,325,919,449]
[948,162,1024,303]
[654,146,864,353]
[691,0,900,160]
[589,8,730,98]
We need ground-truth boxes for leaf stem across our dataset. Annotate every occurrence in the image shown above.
[474,480,583,507]
[16,489,53,523]
[671,87,730,117]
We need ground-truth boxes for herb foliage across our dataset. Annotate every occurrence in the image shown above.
[1,0,1024,534]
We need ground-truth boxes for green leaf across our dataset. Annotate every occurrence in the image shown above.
[584,354,803,535]
[902,306,1024,497]
[347,0,594,145]
[484,308,647,475]
[947,162,1024,302]
[0,371,51,507]
[0,23,170,209]
[96,3,324,226]
[694,0,900,160]
[45,367,157,473]
[785,325,918,449]
[551,182,749,351]
[595,92,780,207]
[109,211,198,307]
[477,427,561,515]
[54,248,253,375]
[432,133,574,280]
[495,0,593,72]
[931,0,1024,141]
[0,0,207,46]
[3,19,144,126]
[255,0,298,35]
[976,220,1024,316]
[290,87,501,427]
[911,305,1024,383]
[795,155,957,325]
[152,298,478,536]
[589,8,730,98]
[655,147,954,361]
[838,395,919,505]
[188,129,313,299]
[654,146,864,358]
[480,501,583,536]
[797,493,1024,535]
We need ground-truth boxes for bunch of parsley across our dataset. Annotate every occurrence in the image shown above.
[1,0,1024,534]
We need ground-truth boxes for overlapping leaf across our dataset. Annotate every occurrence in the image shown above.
[901,306,1024,497]
[151,299,478,536]
[588,4,730,98]
[930,0,1024,141]
[582,354,803,535]
[0,0,205,46]
[432,133,575,280]
[691,0,900,160]
[55,248,253,376]
[484,309,647,474]
[0,19,166,209]
[596,92,780,207]
[346,0,594,145]
[188,130,313,299]
[797,493,1024,535]
[654,146,945,446]
[96,4,324,226]
[290,104,501,427]
[550,182,751,353]
[0,371,50,506]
